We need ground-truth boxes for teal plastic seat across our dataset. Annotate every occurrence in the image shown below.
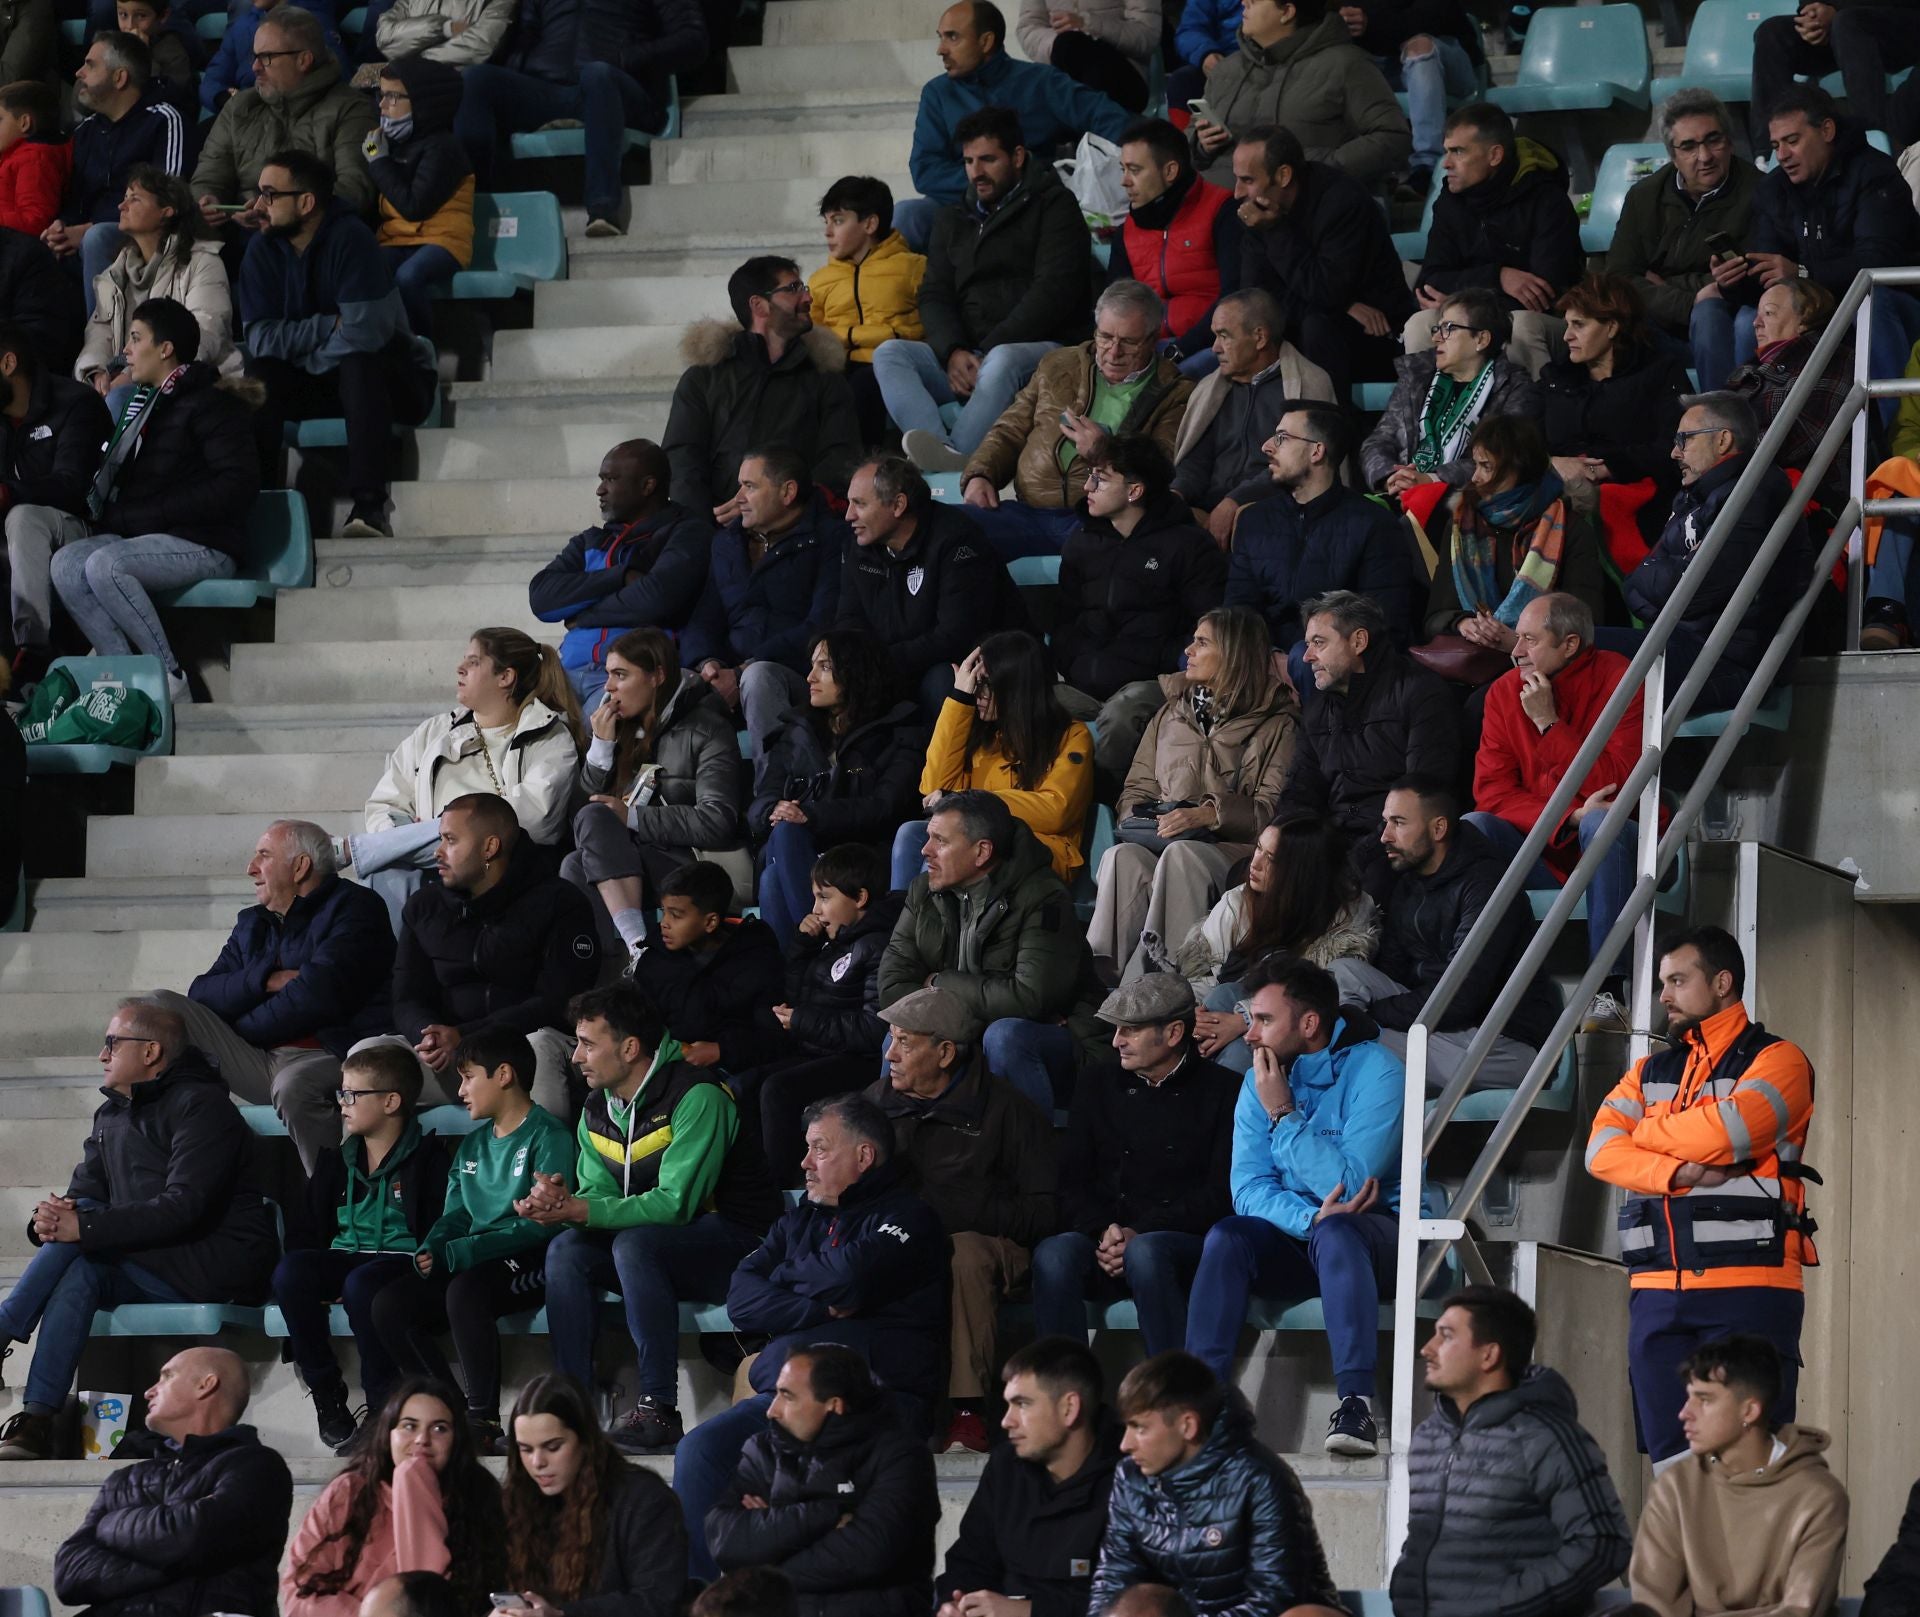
[1436,1036,1579,1122]
[1007,555,1061,587]
[159,489,313,609]
[509,77,679,158]
[1392,164,1445,263]
[439,192,568,300]
[1674,682,1792,738]
[1581,141,1667,253]
[239,1104,286,1136]
[1649,0,1797,105]
[91,1303,265,1336]
[1487,4,1650,115]
[1070,803,1116,921]
[1338,1596,1395,1617]
[420,1103,483,1136]
[1351,382,1395,412]
[286,384,442,448]
[0,1588,53,1617]
[59,17,83,45]
[925,470,965,504]
[1525,834,1688,922]
[196,11,226,39]
[339,5,366,38]
[25,655,173,774]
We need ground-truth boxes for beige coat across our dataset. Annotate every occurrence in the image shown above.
[1015,0,1160,71]
[1119,671,1298,842]
[1171,344,1335,464]
[78,238,238,384]
[365,699,580,845]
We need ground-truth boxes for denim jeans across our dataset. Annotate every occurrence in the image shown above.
[0,1240,186,1410]
[80,225,127,320]
[384,244,460,338]
[1375,32,1476,171]
[1201,980,1252,1074]
[676,1392,773,1579]
[1870,515,1915,607]
[1030,1229,1206,1357]
[957,501,1084,562]
[981,1018,1077,1112]
[455,61,663,217]
[270,1248,412,1411]
[890,819,930,889]
[757,820,818,944]
[1689,297,1756,392]
[891,197,939,254]
[740,660,807,758]
[571,660,609,710]
[1186,1209,1398,1398]
[870,338,1058,456]
[49,534,236,676]
[1464,808,1636,973]
[544,1217,763,1404]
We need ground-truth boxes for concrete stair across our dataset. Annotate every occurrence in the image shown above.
[275,584,537,644]
[133,753,387,815]
[222,637,555,707]
[87,812,362,880]
[655,127,914,184]
[534,277,731,329]
[411,419,664,475]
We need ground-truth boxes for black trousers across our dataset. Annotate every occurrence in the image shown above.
[1290,307,1401,402]
[369,1254,547,1418]
[247,345,436,508]
[1750,8,1920,147]
[738,1053,873,1188]
[1050,29,1150,113]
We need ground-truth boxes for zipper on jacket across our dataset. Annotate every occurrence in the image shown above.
[852,258,865,327]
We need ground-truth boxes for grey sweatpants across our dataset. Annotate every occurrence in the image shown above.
[1326,959,1540,1092]
[6,504,90,648]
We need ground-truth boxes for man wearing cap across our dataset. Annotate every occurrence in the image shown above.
[864,985,1058,1457]
[1030,975,1240,1357]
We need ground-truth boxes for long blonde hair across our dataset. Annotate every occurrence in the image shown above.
[1195,606,1278,722]
[470,626,584,746]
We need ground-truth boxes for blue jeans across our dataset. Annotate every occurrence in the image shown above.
[676,1392,773,1579]
[1031,1229,1205,1357]
[891,197,938,254]
[1376,32,1476,171]
[1465,808,1635,974]
[1628,1286,1802,1462]
[1176,346,1220,379]
[1202,981,1251,1075]
[79,224,126,320]
[958,501,1084,562]
[1689,297,1757,391]
[757,820,818,944]
[1186,1209,1398,1398]
[383,244,460,338]
[544,1217,763,1405]
[1870,515,1915,607]
[890,819,929,888]
[0,1241,185,1410]
[270,1248,411,1411]
[572,660,609,710]
[870,338,1058,456]
[49,533,236,676]
[981,1018,1077,1112]
[455,61,662,216]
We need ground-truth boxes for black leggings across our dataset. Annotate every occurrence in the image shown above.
[369,1255,547,1418]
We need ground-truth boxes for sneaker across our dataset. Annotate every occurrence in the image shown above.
[312,1380,357,1452]
[584,215,625,239]
[609,1396,684,1453]
[165,666,192,707]
[0,1409,53,1461]
[468,1413,507,1456]
[901,428,967,474]
[1324,1395,1377,1458]
[331,1409,370,1457]
[341,503,393,539]
[1860,599,1910,652]
[1398,165,1433,201]
[942,1408,992,1453]
[1581,990,1631,1035]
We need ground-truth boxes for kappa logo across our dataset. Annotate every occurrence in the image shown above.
[906,565,925,596]
[876,1221,912,1242]
[830,951,855,982]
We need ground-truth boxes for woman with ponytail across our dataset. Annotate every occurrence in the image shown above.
[344,627,586,930]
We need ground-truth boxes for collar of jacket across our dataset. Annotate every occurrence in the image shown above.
[1235,10,1343,67]
[99,1047,224,1107]
[447,832,541,918]
[1322,640,1398,709]
[1432,1361,1580,1432]
[446,696,567,755]
[342,1116,427,1180]
[270,871,344,929]
[1397,817,1498,897]
[1288,1009,1384,1100]
[768,1398,892,1457]
[160,1423,265,1461]
[1153,1391,1260,1492]
[277,55,347,113]
[1677,998,1753,1074]
[956,47,1019,90]
[973,173,1031,225]
[1679,449,1752,511]
[1130,164,1198,233]
[1080,487,1197,544]
[1291,479,1354,526]
[830,1153,912,1211]
[876,1051,988,1126]
[20,365,54,425]
[732,327,812,373]
[1028,1406,1126,1502]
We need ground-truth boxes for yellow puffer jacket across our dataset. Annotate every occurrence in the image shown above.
[378,173,476,266]
[919,693,1094,880]
[807,230,927,364]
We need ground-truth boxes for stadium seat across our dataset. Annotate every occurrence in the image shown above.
[158,489,314,610]
[439,192,569,300]
[1649,0,1797,106]
[1007,555,1061,587]
[1070,803,1116,921]
[339,5,366,40]
[1675,683,1792,738]
[1440,1033,1579,1121]
[1392,164,1445,263]
[926,470,966,503]
[59,17,83,45]
[90,1303,266,1336]
[1581,141,1667,254]
[0,1588,53,1617]
[24,656,173,775]
[510,77,681,158]
[196,11,226,39]
[1339,1596,1394,1617]
[286,384,443,447]
[1487,4,1651,116]
[1525,835,1688,922]
[1352,382,1396,412]
[419,1103,483,1136]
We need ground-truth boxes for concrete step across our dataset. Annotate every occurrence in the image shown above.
[0,1074,112,1118]
[86,812,362,880]
[0,929,231,991]
[275,583,536,646]
[411,419,660,478]
[759,0,943,47]
[314,545,555,591]
[534,277,736,331]
[581,174,915,237]
[27,876,258,933]
[656,127,913,185]
[681,88,919,139]
[561,234,824,281]
[227,638,556,707]
[172,703,434,758]
[445,376,677,427]
[0,989,182,1053]
[133,752,387,816]
[727,40,929,97]
[391,474,602,539]
[488,324,686,383]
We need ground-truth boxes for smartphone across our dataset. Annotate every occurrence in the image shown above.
[1058,410,1075,428]
[490,1598,530,1612]
[1187,97,1226,134]
[214,203,253,213]
[1705,230,1740,263]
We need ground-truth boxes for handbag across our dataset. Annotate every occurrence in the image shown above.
[1117,799,1217,854]
[1408,634,1513,688]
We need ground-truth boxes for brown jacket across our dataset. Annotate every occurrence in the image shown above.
[1629,1424,1848,1617]
[964,343,1194,510]
[1120,672,1299,843]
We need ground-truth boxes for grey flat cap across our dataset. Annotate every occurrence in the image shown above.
[880,986,980,1044]
[1097,974,1197,1025]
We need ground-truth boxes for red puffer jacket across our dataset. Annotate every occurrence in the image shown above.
[1120,175,1233,346]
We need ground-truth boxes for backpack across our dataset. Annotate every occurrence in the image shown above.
[16,666,162,750]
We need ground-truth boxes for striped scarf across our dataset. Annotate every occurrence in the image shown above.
[1413,360,1498,474]
[86,364,189,522]
[1450,471,1569,627]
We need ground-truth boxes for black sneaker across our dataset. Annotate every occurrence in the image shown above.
[1324,1395,1378,1457]
[1861,597,1910,652]
[469,1413,507,1456]
[609,1396,683,1453]
[341,503,392,539]
[0,1409,53,1461]
[312,1380,358,1452]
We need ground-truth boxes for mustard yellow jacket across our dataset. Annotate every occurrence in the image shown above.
[808,230,926,364]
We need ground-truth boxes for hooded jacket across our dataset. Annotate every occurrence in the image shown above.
[864,1054,1056,1247]
[1629,1424,1847,1616]
[62,92,186,227]
[1226,479,1421,649]
[940,1407,1126,1617]
[1361,352,1540,493]
[1415,137,1584,308]
[629,916,789,1072]
[577,666,743,852]
[1088,1398,1344,1616]
[1120,671,1299,843]
[0,359,111,514]
[37,1051,280,1303]
[806,230,926,365]
[392,835,603,1042]
[727,1156,951,1405]
[0,132,71,237]
[54,1424,294,1617]
[299,1120,451,1254]
[749,699,930,849]
[1743,121,1920,301]
[367,57,474,264]
[1538,339,1694,489]
[0,226,84,375]
[91,364,264,559]
[1392,1365,1632,1617]
[679,490,846,673]
[375,0,514,67]
[367,699,581,847]
[708,1401,940,1617]
[189,872,397,1058]
[1607,157,1758,332]
[503,0,706,99]
[191,55,376,213]
[665,322,862,512]
[919,693,1095,882]
[528,500,715,675]
[920,163,1095,363]
[1053,491,1229,699]
[79,238,238,385]
[782,891,906,1057]
[1194,12,1410,183]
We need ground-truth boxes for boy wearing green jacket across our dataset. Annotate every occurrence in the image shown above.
[518,984,780,1453]
[369,1027,573,1452]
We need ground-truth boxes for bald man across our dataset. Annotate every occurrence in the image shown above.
[54,1345,291,1617]
[528,436,716,706]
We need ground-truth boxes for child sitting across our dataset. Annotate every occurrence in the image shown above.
[0,82,71,238]
[367,1029,572,1453]
[114,0,197,122]
[364,57,473,339]
[807,174,925,445]
[273,1042,454,1454]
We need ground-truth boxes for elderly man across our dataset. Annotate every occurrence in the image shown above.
[53,1346,293,1615]
[0,1001,279,1461]
[144,819,397,1172]
[959,279,1195,560]
[863,986,1055,1454]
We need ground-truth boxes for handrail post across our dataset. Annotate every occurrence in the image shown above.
[1387,1022,1428,1559]
[1848,283,1873,649]
[1629,653,1663,1067]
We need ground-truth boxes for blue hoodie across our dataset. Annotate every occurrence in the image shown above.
[238,204,424,376]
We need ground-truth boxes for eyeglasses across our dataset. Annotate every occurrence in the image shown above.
[254,186,311,203]
[1268,429,1322,447]
[1093,330,1152,351]
[250,47,302,62]
[766,281,806,298]
[101,1034,155,1055]
[375,90,411,105]
[1670,132,1730,155]
[1431,321,1484,340]
[335,1088,398,1105]
[1673,427,1723,448]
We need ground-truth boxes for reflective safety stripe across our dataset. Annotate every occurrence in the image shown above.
[1586,1126,1629,1171]
[1738,1076,1792,1145]
[1778,1141,1803,1164]
[1718,1097,1753,1161]
[1691,1218,1779,1244]
[1619,1225,1658,1252]
[1641,1080,1681,1104]
[1602,1095,1646,1123]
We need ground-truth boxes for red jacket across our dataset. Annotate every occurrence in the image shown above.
[1474,646,1641,878]
[0,139,72,238]
[1120,176,1233,346]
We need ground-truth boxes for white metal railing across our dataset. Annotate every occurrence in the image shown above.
[1384,265,1920,1555]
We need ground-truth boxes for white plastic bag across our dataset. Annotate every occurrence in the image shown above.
[1055,133,1128,230]
[1900,140,1920,214]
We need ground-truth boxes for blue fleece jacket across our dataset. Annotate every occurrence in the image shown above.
[1229,1015,1407,1237]
[1174,0,1241,67]
[239,205,419,376]
[910,48,1130,207]
[63,94,186,225]
[201,0,348,111]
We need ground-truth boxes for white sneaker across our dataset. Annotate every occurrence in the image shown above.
[165,667,192,706]
[1581,990,1630,1034]
[901,428,966,473]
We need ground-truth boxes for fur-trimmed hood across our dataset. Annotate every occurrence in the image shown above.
[679,318,848,374]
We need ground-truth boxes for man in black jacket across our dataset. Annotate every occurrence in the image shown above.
[1749,0,1920,151]
[665,256,862,521]
[0,228,83,385]
[1275,590,1464,901]
[52,1345,293,1615]
[880,105,1092,474]
[709,1344,940,1616]
[0,1001,279,1461]
[1409,102,1583,378]
[1169,287,1302,539]
[393,792,601,1121]
[1330,775,1560,1093]
[1031,975,1236,1357]
[940,1337,1125,1617]
[452,0,707,237]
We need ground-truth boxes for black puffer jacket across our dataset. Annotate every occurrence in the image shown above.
[630,915,787,1072]
[1415,137,1584,309]
[1743,121,1920,300]
[1240,160,1415,339]
[749,700,930,848]
[1226,480,1421,649]
[0,225,83,373]
[0,361,110,514]
[1391,1365,1631,1617]
[392,834,602,1042]
[54,1424,292,1617]
[708,1402,940,1617]
[783,892,905,1057]
[507,0,707,100]
[570,1462,688,1617]
[1537,339,1693,488]
[1863,1476,1920,1616]
[38,1052,279,1304]
[1088,1399,1343,1617]
[1053,492,1228,698]
[96,365,263,558]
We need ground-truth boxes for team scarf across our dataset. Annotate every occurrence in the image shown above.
[87,363,190,521]
[1412,359,1498,474]
[1450,469,1570,627]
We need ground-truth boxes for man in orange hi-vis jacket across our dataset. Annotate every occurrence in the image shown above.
[1585,923,1818,1467]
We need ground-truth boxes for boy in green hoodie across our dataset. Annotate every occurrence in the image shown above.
[367,1027,573,1452]
[272,1041,453,1453]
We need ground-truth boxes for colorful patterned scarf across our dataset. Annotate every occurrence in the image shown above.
[1451,470,1569,627]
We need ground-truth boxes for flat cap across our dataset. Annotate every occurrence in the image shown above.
[1097,974,1197,1025]
[880,986,980,1044]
